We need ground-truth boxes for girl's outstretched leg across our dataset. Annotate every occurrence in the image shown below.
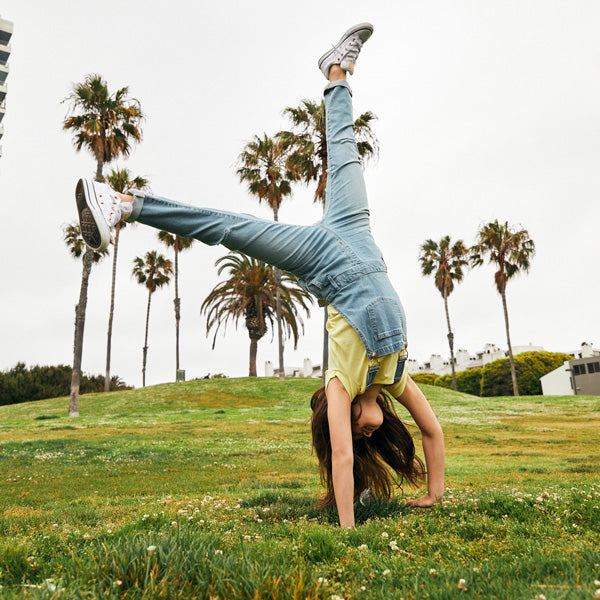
[320,33,373,234]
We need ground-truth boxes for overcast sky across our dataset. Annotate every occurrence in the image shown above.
[1,0,599,389]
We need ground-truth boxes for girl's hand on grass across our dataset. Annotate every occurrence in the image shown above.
[407,494,440,508]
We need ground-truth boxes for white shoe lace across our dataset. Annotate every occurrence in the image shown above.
[341,37,363,66]
[96,183,122,227]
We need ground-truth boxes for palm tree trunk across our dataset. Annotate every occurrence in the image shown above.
[69,249,94,417]
[142,289,152,387]
[501,290,520,396]
[95,158,104,183]
[104,225,121,392]
[274,269,285,381]
[272,207,285,381]
[322,306,329,384]
[443,291,457,391]
[249,338,258,377]
[174,246,181,377]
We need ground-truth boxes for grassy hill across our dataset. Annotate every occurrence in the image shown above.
[0,379,598,598]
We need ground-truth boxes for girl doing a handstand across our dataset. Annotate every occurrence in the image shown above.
[76,23,445,528]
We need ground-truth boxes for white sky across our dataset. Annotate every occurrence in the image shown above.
[1,0,599,388]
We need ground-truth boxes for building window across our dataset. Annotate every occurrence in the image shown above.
[587,361,600,374]
[573,364,586,376]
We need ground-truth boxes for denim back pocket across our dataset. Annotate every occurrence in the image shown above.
[366,298,406,342]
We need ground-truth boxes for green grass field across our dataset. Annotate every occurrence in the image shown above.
[0,378,599,599]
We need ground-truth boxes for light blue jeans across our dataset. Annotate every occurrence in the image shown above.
[129,79,377,284]
[129,80,406,358]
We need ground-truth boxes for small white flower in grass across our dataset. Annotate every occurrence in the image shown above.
[457,578,467,590]
[594,590,600,599]
[147,546,156,554]
[358,544,368,551]
[243,535,252,541]
[361,586,366,591]
[113,580,123,587]
[472,567,479,572]
[381,532,389,539]
[317,577,328,585]
[214,550,223,555]
[171,521,177,527]
[382,569,391,576]
[594,580,600,587]
[389,541,399,551]
[429,568,437,575]
[330,595,344,600]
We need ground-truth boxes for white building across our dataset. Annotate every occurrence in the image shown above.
[541,351,600,396]
[264,359,321,378]
[410,342,546,376]
[0,16,13,158]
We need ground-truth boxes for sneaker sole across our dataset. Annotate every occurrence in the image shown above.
[317,22,374,71]
[75,179,111,252]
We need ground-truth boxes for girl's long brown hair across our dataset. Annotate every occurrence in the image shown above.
[311,386,426,508]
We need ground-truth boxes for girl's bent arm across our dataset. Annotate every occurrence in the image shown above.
[326,377,355,527]
[396,376,445,506]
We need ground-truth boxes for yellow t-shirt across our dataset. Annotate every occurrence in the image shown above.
[325,305,408,400]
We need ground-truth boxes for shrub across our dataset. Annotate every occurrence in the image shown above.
[410,372,437,386]
[0,363,132,406]
[434,368,483,396]
[480,351,572,397]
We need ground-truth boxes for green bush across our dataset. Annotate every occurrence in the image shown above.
[410,372,437,386]
[480,351,572,397]
[434,368,483,396]
[0,363,132,406]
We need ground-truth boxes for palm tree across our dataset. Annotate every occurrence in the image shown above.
[279,99,378,380]
[419,236,470,391]
[471,220,535,396]
[62,73,144,414]
[201,251,312,377]
[237,134,293,381]
[157,231,194,379]
[132,251,173,387]
[63,73,144,181]
[63,223,108,416]
[104,168,149,392]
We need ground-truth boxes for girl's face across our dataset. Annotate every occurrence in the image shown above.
[351,399,383,438]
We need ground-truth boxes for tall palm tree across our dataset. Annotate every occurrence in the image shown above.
[62,73,144,414]
[237,134,293,381]
[471,220,535,396]
[419,236,470,391]
[201,252,312,377]
[132,251,173,387]
[63,223,108,416]
[279,99,379,380]
[157,231,194,378]
[104,168,149,392]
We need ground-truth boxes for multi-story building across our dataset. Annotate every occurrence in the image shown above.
[0,16,13,158]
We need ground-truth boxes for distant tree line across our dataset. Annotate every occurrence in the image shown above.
[411,351,572,397]
[0,363,131,406]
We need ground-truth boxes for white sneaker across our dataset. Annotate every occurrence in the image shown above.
[318,23,374,79]
[75,178,123,251]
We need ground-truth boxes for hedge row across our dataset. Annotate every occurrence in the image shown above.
[0,363,131,406]
[411,351,573,397]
